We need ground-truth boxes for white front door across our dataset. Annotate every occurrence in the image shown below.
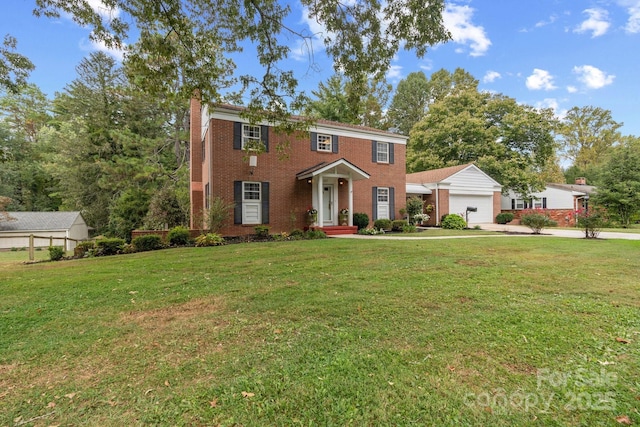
[377,187,390,220]
[323,184,334,225]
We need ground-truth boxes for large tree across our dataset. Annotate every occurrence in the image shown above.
[0,35,34,93]
[558,106,623,170]
[30,0,450,125]
[593,136,640,226]
[408,86,557,196]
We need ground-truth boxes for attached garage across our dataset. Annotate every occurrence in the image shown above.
[407,164,502,225]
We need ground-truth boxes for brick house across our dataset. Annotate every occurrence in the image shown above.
[190,101,408,235]
[500,178,596,226]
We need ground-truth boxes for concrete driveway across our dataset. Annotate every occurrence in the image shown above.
[478,223,640,240]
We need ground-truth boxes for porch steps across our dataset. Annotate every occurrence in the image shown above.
[315,225,358,236]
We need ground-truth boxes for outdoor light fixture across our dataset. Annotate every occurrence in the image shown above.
[338,178,345,185]
[307,178,312,184]
[249,155,257,175]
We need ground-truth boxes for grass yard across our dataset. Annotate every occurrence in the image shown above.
[1,237,638,426]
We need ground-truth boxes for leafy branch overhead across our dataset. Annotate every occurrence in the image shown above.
[33,0,451,125]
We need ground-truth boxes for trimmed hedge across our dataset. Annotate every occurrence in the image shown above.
[132,234,164,252]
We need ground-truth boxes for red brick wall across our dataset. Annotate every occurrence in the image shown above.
[194,112,407,235]
[189,98,203,229]
[502,209,576,226]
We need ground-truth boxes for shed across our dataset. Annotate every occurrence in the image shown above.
[0,212,89,250]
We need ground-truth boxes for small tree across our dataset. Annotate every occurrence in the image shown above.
[405,196,425,224]
[206,197,235,233]
[575,206,608,239]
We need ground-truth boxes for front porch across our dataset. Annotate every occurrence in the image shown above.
[311,225,358,236]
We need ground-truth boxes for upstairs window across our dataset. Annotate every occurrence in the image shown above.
[317,134,332,152]
[376,142,389,163]
[242,125,261,150]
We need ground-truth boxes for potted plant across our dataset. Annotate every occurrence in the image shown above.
[306,207,318,225]
[339,208,349,225]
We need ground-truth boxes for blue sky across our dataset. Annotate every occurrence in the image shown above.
[3,0,640,137]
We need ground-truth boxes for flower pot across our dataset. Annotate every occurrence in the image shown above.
[339,214,348,226]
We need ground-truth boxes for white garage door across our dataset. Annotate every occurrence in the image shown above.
[449,194,494,224]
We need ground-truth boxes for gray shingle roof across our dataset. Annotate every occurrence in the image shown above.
[0,212,84,232]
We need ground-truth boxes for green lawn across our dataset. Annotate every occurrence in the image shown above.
[1,237,638,426]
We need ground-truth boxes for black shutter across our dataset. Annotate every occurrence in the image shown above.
[310,132,318,151]
[371,140,377,163]
[261,182,270,224]
[261,125,269,153]
[389,143,394,164]
[233,122,242,150]
[332,135,339,153]
[389,187,395,220]
[511,199,515,210]
[234,181,242,224]
[542,197,547,209]
[372,186,378,221]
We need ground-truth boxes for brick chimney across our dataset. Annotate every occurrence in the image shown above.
[575,177,586,185]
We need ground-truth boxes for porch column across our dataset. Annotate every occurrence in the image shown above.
[317,175,324,226]
[348,176,354,227]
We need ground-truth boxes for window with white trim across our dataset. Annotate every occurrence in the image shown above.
[376,142,389,163]
[242,182,261,224]
[515,199,525,210]
[242,124,261,150]
[317,134,332,152]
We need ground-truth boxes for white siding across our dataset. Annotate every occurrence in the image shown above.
[447,166,500,196]
[501,187,577,210]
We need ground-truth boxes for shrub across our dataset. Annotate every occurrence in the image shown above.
[254,225,270,238]
[373,218,392,231]
[413,213,430,224]
[131,234,164,252]
[74,241,95,258]
[305,229,327,239]
[520,209,557,234]
[48,246,65,261]
[358,227,385,235]
[167,226,191,246]
[289,229,305,239]
[95,237,126,256]
[206,197,235,233]
[195,233,225,247]
[441,214,467,230]
[353,212,369,230]
[402,224,418,233]
[496,212,515,224]
[392,220,408,231]
[576,206,608,239]
[405,196,425,224]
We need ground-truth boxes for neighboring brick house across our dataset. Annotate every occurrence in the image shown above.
[190,101,407,235]
[406,164,502,225]
[500,178,596,226]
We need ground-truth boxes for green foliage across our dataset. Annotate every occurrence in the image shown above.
[143,185,188,230]
[73,241,95,258]
[576,206,608,239]
[304,229,327,239]
[402,224,417,233]
[392,220,408,231]
[254,225,270,238]
[373,218,392,230]
[131,234,164,252]
[358,227,385,235]
[48,246,65,261]
[0,35,35,93]
[352,212,369,230]
[289,229,305,239]
[592,137,640,226]
[496,212,515,224]
[520,209,557,234]
[205,197,235,233]
[441,214,467,230]
[95,237,126,256]
[387,71,430,135]
[167,226,191,246]
[407,74,556,196]
[108,187,151,242]
[194,233,225,247]
[405,196,424,224]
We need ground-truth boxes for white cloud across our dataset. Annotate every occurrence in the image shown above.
[574,8,611,37]
[442,4,491,56]
[526,69,557,91]
[483,71,501,83]
[79,35,125,61]
[566,85,578,93]
[386,64,403,81]
[535,14,558,29]
[617,0,640,33]
[86,0,120,20]
[573,65,615,89]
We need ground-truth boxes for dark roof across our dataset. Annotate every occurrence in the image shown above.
[546,183,597,195]
[0,212,85,232]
